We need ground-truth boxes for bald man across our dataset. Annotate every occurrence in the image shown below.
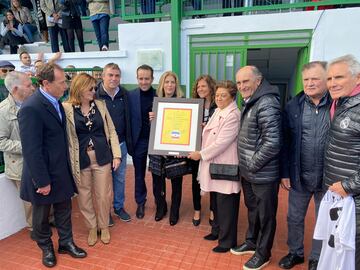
[231,66,282,270]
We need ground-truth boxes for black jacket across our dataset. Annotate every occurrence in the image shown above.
[95,82,133,156]
[238,79,282,184]
[323,93,360,267]
[324,94,360,194]
[19,90,77,204]
[281,91,331,191]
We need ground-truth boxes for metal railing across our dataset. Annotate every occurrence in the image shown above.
[120,0,360,21]
[121,0,171,21]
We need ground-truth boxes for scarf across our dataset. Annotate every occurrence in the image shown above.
[330,84,360,120]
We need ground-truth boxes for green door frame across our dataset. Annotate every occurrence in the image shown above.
[189,30,311,98]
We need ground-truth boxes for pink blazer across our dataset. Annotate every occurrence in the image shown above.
[198,101,241,194]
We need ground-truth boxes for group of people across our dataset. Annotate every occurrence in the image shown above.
[0,54,359,270]
[0,0,112,54]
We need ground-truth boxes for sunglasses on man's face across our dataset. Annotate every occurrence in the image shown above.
[1,68,14,73]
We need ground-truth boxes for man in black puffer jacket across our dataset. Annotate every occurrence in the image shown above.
[230,66,281,270]
[324,54,360,270]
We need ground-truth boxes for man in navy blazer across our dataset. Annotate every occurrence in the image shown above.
[128,64,156,219]
[18,63,86,268]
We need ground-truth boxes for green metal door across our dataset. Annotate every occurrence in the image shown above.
[190,47,246,89]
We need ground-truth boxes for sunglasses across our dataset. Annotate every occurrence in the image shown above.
[1,68,14,73]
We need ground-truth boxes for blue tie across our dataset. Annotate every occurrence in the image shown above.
[54,101,62,121]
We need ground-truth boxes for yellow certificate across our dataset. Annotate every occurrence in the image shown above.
[161,108,192,145]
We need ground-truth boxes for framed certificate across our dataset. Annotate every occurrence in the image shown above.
[148,97,204,156]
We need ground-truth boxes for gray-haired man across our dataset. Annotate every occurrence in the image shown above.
[0,71,34,229]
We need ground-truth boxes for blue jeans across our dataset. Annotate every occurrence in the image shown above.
[112,142,127,210]
[23,23,37,43]
[141,0,155,14]
[287,188,324,260]
[48,25,70,52]
[192,0,201,10]
[91,15,110,50]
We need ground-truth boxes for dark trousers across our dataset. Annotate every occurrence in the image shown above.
[192,0,201,10]
[132,139,148,205]
[152,174,183,216]
[242,178,279,260]
[191,160,215,212]
[91,15,110,50]
[32,200,73,249]
[141,0,155,14]
[287,188,324,260]
[210,192,240,248]
[48,25,70,53]
[140,0,155,22]
[66,28,84,52]
[223,0,243,15]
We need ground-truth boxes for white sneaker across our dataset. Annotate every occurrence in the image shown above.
[101,45,108,51]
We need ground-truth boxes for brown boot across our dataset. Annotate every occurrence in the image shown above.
[100,228,110,244]
[87,228,98,246]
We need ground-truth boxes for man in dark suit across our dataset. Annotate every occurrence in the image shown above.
[18,63,87,268]
[128,64,156,219]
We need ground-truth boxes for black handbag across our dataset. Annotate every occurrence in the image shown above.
[164,158,192,179]
[209,163,239,181]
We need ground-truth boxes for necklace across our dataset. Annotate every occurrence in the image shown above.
[75,101,96,130]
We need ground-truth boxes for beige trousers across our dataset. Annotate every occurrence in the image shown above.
[77,150,112,230]
[12,180,32,228]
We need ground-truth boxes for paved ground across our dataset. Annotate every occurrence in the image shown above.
[0,166,314,270]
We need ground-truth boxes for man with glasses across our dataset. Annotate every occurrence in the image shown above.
[0,60,15,79]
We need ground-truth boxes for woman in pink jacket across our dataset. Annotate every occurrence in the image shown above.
[188,80,241,253]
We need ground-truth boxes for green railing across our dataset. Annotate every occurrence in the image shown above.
[120,0,360,21]
[121,0,171,21]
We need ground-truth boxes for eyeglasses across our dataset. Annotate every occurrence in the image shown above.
[1,68,14,73]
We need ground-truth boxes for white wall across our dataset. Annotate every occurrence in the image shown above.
[310,8,360,61]
[118,21,172,84]
[1,8,359,88]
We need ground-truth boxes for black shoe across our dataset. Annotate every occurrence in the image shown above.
[192,218,201,226]
[169,208,179,226]
[42,246,56,268]
[278,253,304,269]
[155,206,167,221]
[136,203,145,219]
[243,254,270,270]
[308,259,318,270]
[230,242,256,255]
[212,245,230,253]
[203,233,218,241]
[209,218,214,226]
[58,242,87,258]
